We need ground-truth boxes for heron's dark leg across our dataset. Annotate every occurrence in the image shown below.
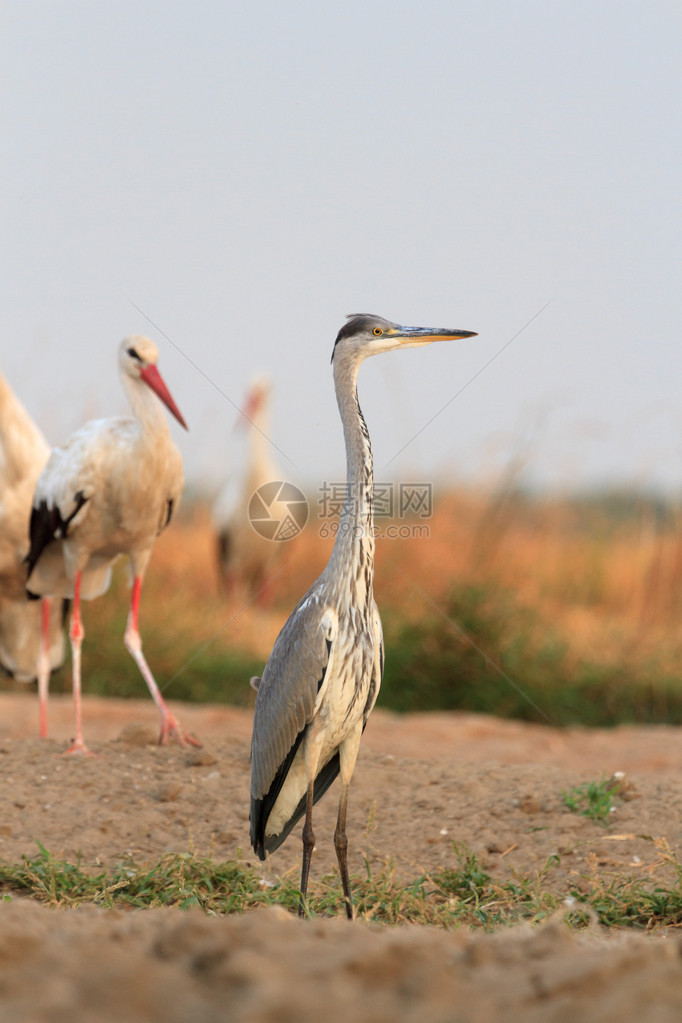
[334,781,352,919]
[335,724,363,920]
[299,778,316,917]
[299,724,324,918]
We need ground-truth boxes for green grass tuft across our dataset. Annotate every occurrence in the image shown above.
[3,843,682,932]
[562,776,618,826]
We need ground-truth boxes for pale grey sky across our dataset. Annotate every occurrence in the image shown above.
[2,1,680,496]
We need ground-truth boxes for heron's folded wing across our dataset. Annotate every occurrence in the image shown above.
[363,599,384,726]
[250,596,336,801]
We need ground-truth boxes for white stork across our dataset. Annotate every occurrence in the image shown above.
[25,337,199,754]
[0,370,66,735]
[212,377,284,603]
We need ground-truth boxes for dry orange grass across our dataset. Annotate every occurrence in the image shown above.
[143,489,682,677]
[389,490,682,668]
[144,504,286,662]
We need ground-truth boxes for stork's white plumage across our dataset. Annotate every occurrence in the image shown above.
[0,370,66,735]
[213,377,284,603]
[25,337,199,754]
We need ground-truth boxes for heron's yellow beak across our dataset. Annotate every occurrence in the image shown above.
[387,325,478,346]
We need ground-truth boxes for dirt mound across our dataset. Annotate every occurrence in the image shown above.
[1,693,682,1021]
[3,900,682,1023]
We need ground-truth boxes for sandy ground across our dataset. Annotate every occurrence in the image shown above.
[1,693,682,1021]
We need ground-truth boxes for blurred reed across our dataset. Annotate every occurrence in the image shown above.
[6,486,682,725]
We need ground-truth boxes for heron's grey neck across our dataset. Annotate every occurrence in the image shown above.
[324,352,375,607]
[122,373,171,441]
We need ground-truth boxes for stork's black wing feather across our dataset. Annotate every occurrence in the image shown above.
[25,501,60,596]
[25,491,88,594]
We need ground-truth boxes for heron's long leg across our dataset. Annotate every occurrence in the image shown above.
[65,573,91,755]
[335,723,363,920]
[37,598,51,739]
[299,778,316,917]
[334,783,352,918]
[124,575,200,748]
[299,725,324,917]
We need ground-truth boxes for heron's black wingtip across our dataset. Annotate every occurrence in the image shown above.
[250,797,298,860]
[250,798,268,861]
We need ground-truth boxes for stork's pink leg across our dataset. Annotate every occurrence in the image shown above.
[36,598,51,739]
[124,576,200,748]
[64,572,92,755]
[255,572,275,608]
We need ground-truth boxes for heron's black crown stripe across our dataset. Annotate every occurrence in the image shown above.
[335,314,379,345]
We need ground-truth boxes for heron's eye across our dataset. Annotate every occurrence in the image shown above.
[127,347,141,361]
[373,327,383,336]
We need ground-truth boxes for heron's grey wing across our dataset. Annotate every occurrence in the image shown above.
[250,595,336,802]
[363,599,384,727]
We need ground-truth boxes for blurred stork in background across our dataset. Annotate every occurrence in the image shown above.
[0,369,67,736]
[25,337,199,754]
[212,377,285,604]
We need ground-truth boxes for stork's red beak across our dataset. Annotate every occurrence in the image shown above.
[140,365,188,430]
[235,386,265,432]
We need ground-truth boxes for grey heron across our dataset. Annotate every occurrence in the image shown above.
[249,313,477,917]
[25,337,199,754]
